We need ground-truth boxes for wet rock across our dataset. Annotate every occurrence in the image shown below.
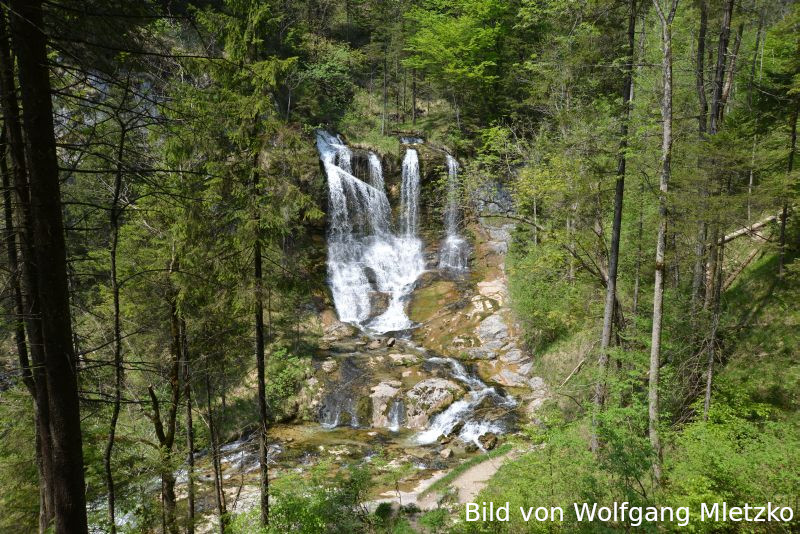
[464,443,479,453]
[321,359,338,373]
[439,447,453,459]
[321,309,358,341]
[478,433,498,450]
[405,378,464,429]
[367,339,383,350]
[388,353,419,366]
[387,337,396,347]
[296,377,323,421]
[367,291,391,320]
[447,421,465,437]
[370,381,402,428]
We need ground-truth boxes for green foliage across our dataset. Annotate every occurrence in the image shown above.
[0,389,38,532]
[229,462,373,534]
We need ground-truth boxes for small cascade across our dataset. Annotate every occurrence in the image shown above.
[317,131,425,333]
[387,400,405,432]
[416,357,515,448]
[368,152,385,192]
[400,149,421,236]
[438,155,469,270]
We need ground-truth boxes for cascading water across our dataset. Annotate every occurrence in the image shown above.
[368,152,384,192]
[317,131,425,333]
[438,155,469,270]
[416,357,516,448]
[387,400,405,432]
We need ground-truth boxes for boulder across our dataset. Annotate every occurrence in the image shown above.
[478,433,498,451]
[367,291,391,320]
[386,337,396,347]
[475,314,510,352]
[464,442,479,453]
[321,359,338,373]
[439,447,453,459]
[405,378,464,429]
[369,380,402,428]
[367,339,383,350]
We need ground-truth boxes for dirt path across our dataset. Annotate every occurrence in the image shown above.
[450,449,517,504]
[375,448,519,511]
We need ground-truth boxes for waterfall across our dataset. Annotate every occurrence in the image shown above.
[400,149,420,236]
[387,400,404,432]
[416,357,516,448]
[438,155,469,270]
[368,152,385,192]
[317,131,425,333]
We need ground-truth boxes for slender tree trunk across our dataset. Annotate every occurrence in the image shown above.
[253,167,270,527]
[182,321,195,534]
[632,182,644,316]
[778,106,797,275]
[382,53,388,135]
[104,112,128,534]
[703,241,724,419]
[591,0,636,453]
[412,70,417,125]
[205,370,227,534]
[649,0,678,487]
[10,1,88,530]
[691,0,708,319]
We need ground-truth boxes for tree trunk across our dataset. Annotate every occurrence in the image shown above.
[9,1,88,530]
[104,110,128,534]
[182,320,195,534]
[709,0,734,135]
[591,0,636,452]
[253,163,270,527]
[412,70,417,125]
[205,370,227,534]
[0,11,55,532]
[703,241,724,419]
[691,0,708,318]
[778,105,797,275]
[382,53,388,135]
[649,0,678,487]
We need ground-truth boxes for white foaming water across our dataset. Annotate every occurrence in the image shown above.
[439,154,469,270]
[368,151,385,192]
[417,357,515,448]
[387,399,404,432]
[317,131,425,333]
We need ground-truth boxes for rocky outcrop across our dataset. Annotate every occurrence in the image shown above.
[370,380,402,428]
[405,378,464,429]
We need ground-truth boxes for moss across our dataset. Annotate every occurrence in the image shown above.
[408,280,459,323]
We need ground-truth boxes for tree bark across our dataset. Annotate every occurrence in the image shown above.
[591,0,636,453]
[104,104,128,534]
[691,0,708,318]
[182,320,195,534]
[703,241,724,419]
[649,0,678,487]
[254,189,270,527]
[0,11,55,532]
[9,1,88,530]
[205,370,227,534]
[778,105,797,275]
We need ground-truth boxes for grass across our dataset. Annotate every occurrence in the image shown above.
[419,443,513,498]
